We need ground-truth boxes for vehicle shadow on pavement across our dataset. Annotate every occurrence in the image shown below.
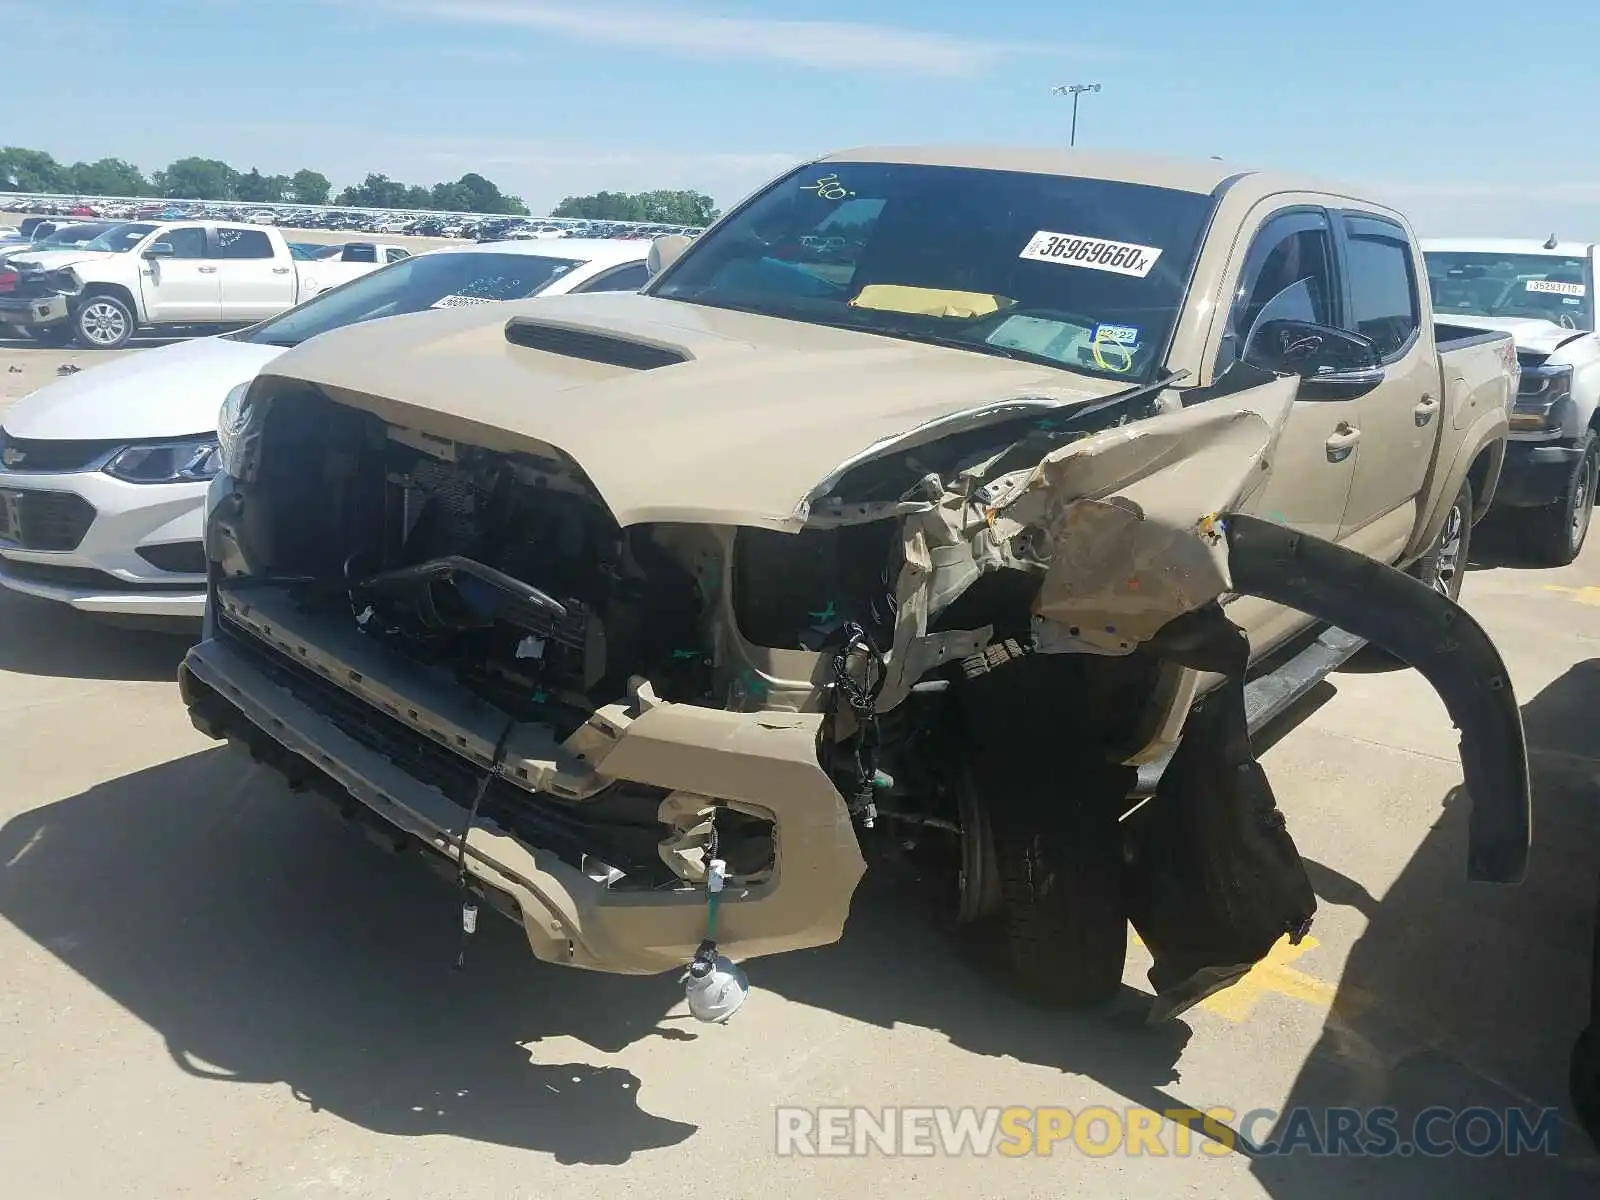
[1247,660,1600,1198]
[754,870,1201,1115]
[0,747,697,1165]
[0,590,195,681]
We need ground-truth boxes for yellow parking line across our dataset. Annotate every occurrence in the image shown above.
[1132,934,1372,1022]
[1544,584,1600,605]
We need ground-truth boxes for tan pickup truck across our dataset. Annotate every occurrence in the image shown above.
[180,148,1529,1022]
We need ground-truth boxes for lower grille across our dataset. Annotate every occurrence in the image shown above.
[136,540,208,574]
[0,489,96,550]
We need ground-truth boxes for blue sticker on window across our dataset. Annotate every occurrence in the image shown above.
[1092,323,1140,345]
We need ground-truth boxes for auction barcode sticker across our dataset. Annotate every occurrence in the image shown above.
[431,293,497,308]
[1526,279,1586,296]
[1019,232,1163,278]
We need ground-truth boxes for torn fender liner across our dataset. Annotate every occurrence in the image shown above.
[1222,513,1531,884]
[1128,604,1318,1024]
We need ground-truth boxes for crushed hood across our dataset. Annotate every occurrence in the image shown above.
[2,335,285,441]
[1441,314,1592,356]
[256,291,1128,529]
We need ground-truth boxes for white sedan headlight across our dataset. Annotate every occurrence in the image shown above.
[103,437,222,484]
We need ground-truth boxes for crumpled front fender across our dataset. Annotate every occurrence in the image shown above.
[1221,513,1531,884]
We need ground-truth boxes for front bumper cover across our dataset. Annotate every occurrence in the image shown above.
[1492,439,1583,508]
[0,468,208,618]
[179,631,865,976]
[0,293,68,328]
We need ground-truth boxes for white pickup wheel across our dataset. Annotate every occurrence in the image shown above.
[72,294,136,350]
[1518,432,1596,567]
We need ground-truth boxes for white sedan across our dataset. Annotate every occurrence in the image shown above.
[0,238,652,621]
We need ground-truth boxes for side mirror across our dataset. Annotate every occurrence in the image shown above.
[1247,319,1385,400]
[143,242,175,259]
[646,234,691,278]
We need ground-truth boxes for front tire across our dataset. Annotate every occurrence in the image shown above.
[986,787,1128,1008]
[71,294,135,350]
[1516,432,1596,567]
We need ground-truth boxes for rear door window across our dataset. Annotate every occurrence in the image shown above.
[213,229,274,259]
[1339,216,1420,360]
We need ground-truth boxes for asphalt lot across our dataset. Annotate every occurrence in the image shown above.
[1,338,1598,1198]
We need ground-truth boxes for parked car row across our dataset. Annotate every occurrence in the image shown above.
[1,194,702,242]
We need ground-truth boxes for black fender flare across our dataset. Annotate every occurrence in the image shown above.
[1220,513,1530,884]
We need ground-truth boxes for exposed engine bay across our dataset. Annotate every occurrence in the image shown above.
[191,372,1529,1015]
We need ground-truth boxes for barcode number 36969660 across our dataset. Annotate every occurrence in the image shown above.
[1018,231,1164,278]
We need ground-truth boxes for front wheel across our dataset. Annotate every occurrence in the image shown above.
[982,781,1129,1009]
[71,294,135,350]
[1516,432,1596,567]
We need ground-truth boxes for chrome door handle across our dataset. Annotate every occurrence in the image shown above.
[1325,423,1361,462]
[271,267,291,275]
[197,266,217,274]
[1413,394,1439,426]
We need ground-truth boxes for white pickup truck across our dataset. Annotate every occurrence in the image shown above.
[1423,237,1599,564]
[0,221,400,350]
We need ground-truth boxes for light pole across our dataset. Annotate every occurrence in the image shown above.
[1051,82,1102,148]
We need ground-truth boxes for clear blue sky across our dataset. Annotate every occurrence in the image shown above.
[3,0,1593,234]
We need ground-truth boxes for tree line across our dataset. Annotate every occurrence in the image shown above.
[0,145,725,225]
[551,189,720,227]
[0,146,530,215]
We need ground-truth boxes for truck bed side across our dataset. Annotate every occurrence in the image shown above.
[1410,323,1515,544]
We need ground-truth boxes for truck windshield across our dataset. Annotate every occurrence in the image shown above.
[78,223,157,253]
[234,251,586,348]
[1425,251,1593,330]
[30,223,112,249]
[649,161,1215,381]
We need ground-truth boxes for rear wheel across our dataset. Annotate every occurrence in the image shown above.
[1516,432,1596,567]
[1411,478,1473,601]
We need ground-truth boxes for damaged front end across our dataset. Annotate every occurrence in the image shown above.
[184,364,1529,1021]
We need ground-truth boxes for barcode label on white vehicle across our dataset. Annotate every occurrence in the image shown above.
[1019,232,1163,277]
[432,293,496,308]
[1526,279,1586,296]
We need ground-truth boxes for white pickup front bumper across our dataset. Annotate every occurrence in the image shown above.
[0,463,208,619]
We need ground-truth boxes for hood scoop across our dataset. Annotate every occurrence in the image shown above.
[503,318,690,371]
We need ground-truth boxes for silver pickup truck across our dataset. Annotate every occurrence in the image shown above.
[179,148,1526,1023]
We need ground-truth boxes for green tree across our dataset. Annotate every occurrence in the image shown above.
[335,173,413,209]
[400,184,433,210]
[66,158,148,196]
[551,189,716,226]
[289,168,331,205]
[0,147,68,192]
[236,167,287,204]
[429,180,472,212]
[153,157,240,200]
